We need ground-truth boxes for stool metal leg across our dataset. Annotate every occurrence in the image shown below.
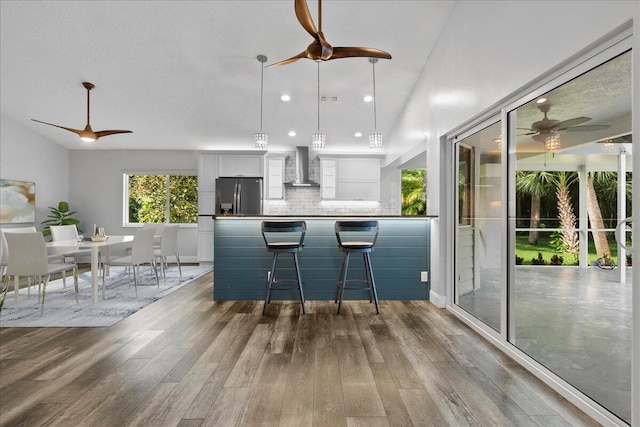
[293,253,306,314]
[363,253,374,303]
[337,252,350,314]
[263,253,279,315]
[334,252,348,303]
[365,253,380,314]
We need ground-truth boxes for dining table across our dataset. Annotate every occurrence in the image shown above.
[47,235,134,304]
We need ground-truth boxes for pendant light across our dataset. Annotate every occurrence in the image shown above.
[254,54,268,149]
[311,61,326,150]
[368,57,382,150]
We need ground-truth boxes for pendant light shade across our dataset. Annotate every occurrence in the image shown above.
[254,54,268,149]
[312,62,325,150]
[368,57,382,150]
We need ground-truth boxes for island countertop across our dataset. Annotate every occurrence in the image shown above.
[213,216,431,302]
[201,214,437,219]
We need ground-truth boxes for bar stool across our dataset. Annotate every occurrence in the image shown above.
[334,220,380,314]
[261,221,307,315]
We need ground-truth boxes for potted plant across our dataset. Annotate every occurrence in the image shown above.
[550,254,564,266]
[42,201,82,239]
[531,252,546,265]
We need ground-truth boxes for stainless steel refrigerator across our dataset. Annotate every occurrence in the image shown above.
[215,177,263,215]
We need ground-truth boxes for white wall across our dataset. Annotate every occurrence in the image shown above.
[69,150,200,258]
[0,115,69,229]
[385,0,637,301]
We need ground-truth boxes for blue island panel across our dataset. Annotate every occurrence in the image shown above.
[213,217,430,301]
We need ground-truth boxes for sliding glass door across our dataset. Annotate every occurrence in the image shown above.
[509,49,632,424]
[455,120,502,332]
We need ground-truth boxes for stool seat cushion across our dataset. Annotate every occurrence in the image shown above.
[341,241,374,249]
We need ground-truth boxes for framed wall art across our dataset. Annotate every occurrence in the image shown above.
[0,179,36,223]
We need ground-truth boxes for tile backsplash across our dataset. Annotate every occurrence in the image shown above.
[263,153,397,215]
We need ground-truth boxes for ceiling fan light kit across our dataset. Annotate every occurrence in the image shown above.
[32,81,132,143]
[254,54,269,150]
[544,133,562,152]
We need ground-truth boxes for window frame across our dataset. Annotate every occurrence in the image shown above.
[122,170,199,228]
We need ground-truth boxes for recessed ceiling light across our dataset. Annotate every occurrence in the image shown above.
[536,97,547,104]
[281,94,291,102]
[363,95,373,102]
[288,130,296,137]
[354,132,363,138]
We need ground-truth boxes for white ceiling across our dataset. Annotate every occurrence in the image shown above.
[0,0,456,153]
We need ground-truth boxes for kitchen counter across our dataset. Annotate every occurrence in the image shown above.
[213,216,431,301]
[202,214,437,219]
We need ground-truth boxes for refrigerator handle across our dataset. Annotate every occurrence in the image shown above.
[233,182,238,215]
[233,182,242,215]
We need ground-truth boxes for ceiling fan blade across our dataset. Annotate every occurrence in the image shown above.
[294,0,318,38]
[516,131,537,136]
[94,130,133,139]
[563,124,611,132]
[269,51,307,67]
[330,46,392,60]
[31,119,83,136]
[554,116,591,130]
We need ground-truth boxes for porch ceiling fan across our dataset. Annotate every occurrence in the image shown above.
[32,82,132,142]
[271,0,392,66]
[518,103,610,142]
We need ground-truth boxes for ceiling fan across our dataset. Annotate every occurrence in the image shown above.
[518,103,610,142]
[271,0,392,66]
[32,82,132,142]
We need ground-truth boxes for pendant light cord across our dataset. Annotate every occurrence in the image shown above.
[372,59,377,132]
[317,61,321,132]
[260,59,265,132]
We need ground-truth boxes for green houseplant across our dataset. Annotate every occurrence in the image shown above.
[42,201,82,239]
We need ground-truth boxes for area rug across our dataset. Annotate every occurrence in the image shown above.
[0,265,211,328]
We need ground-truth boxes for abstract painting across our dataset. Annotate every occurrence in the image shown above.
[0,179,35,223]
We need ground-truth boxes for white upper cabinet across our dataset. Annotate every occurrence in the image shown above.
[320,158,337,199]
[218,155,264,177]
[267,156,285,199]
[198,154,218,191]
[337,158,380,201]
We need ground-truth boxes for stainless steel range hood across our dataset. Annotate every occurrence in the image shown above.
[284,146,320,187]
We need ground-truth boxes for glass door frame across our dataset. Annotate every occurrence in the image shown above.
[444,27,633,426]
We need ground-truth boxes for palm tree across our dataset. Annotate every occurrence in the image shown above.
[402,169,426,216]
[586,172,612,261]
[556,172,579,263]
[515,171,557,245]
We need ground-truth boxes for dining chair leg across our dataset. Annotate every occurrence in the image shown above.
[133,265,139,298]
[153,260,160,288]
[102,266,106,299]
[62,270,66,288]
[74,267,79,303]
[0,275,9,310]
[176,253,182,278]
[40,275,50,316]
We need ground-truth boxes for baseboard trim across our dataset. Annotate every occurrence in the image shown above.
[429,290,446,308]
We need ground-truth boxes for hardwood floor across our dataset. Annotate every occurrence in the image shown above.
[0,272,599,426]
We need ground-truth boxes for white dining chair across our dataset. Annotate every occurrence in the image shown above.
[0,226,56,295]
[154,224,182,284]
[101,227,158,299]
[0,232,78,313]
[143,222,165,249]
[50,224,92,264]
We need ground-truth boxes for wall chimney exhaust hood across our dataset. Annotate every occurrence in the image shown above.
[285,146,320,187]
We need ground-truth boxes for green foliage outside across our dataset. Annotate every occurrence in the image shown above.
[128,175,198,224]
[515,233,619,266]
[401,169,426,216]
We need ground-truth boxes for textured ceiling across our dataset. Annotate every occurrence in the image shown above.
[0,0,456,153]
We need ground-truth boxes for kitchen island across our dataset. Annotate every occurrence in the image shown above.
[213,216,431,301]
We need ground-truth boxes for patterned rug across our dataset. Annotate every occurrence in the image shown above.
[0,265,211,327]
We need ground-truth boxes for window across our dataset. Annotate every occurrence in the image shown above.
[401,169,426,216]
[124,173,198,225]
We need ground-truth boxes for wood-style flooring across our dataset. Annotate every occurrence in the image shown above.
[0,272,599,426]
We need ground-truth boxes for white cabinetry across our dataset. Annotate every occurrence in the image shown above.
[266,156,285,199]
[218,155,264,177]
[198,154,218,263]
[320,158,337,199]
[337,158,380,201]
